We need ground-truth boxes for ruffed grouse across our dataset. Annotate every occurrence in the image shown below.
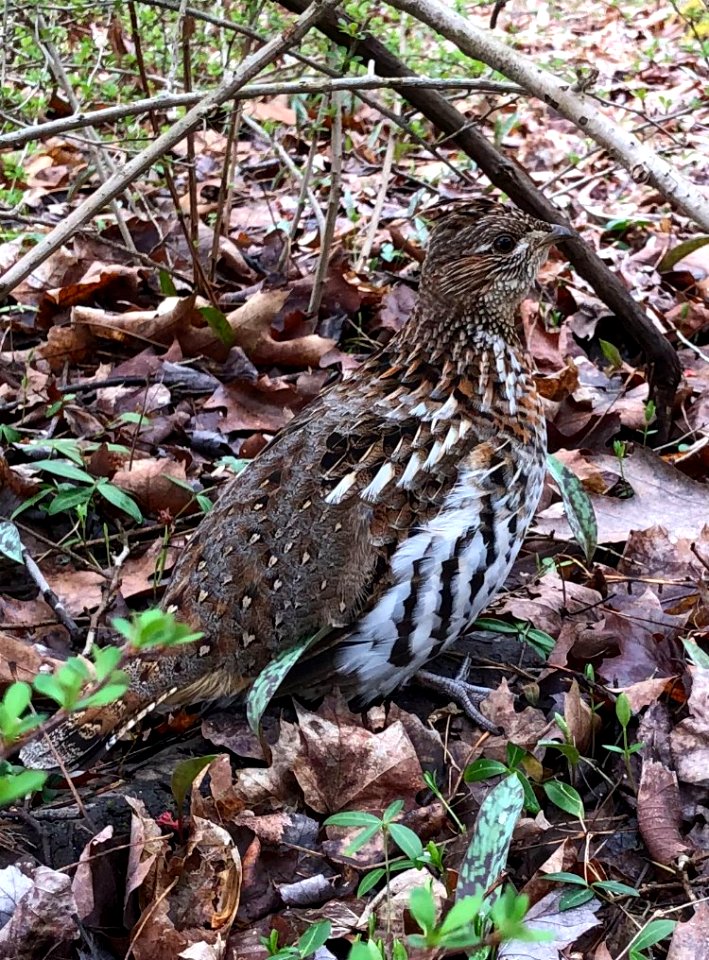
[22,200,572,770]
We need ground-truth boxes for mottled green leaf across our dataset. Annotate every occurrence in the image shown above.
[247,627,328,734]
[547,455,597,562]
[0,521,23,564]
[455,775,524,903]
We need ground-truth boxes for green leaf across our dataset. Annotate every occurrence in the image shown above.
[559,886,595,911]
[32,674,68,707]
[97,482,143,522]
[598,338,623,369]
[472,618,519,636]
[544,871,587,886]
[439,895,484,935]
[76,681,130,709]
[357,868,386,897]
[463,758,509,782]
[171,755,218,812]
[246,627,328,734]
[31,459,94,483]
[615,692,632,728]
[409,882,436,933]
[91,645,123,681]
[389,823,424,860]
[382,798,404,822]
[297,920,331,957]
[199,305,235,347]
[0,521,23,564]
[506,743,525,769]
[2,681,32,719]
[456,775,524,903]
[658,235,709,272]
[0,769,48,806]
[544,780,585,819]
[345,822,381,855]
[47,485,94,515]
[593,880,639,897]
[628,919,676,952]
[683,638,709,669]
[546,455,598,562]
[516,771,541,815]
[324,811,380,828]
[159,269,178,296]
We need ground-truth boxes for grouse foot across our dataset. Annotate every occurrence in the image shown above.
[416,657,500,733]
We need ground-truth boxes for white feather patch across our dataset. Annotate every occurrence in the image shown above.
[360,462,396,503]
[325,472,358,505]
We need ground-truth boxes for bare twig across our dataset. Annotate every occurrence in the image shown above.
[308,92,344,315]
[82,544,130,656]
[0,77,522,150]
[0,0,344,300]
[21,548,80,640]
[30,11,138,256]
[243,112,326,235]
[386,0,709,230]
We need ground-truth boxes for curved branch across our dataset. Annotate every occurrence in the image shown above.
[388,0,709,232]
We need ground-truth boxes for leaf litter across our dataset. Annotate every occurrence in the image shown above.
[1,0,709,956]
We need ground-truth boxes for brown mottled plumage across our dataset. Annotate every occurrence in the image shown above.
[21,200,572,770]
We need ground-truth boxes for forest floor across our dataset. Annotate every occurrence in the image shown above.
[0,0,709,957]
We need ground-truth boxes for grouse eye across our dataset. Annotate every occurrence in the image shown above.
[493,234,517,254]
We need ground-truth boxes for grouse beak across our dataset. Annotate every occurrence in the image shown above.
[541,223,575,247]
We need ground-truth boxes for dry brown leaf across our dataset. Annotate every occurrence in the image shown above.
[637,759,690,864]
[225,290,335,367]
[0,863,79,955]
[534,447,709,543]
[667,902,709,960]
[0,630,61,683]
[670,667,709,788]
[112,458,197,517]
[293,699,423,815]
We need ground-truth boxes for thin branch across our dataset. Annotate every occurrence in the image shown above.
[308,92,344,315]
[0,77,523,150]
[0,0,344,300]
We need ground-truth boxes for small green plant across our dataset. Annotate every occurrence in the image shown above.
[0,611,205,807]
[603,692,644,789]
[642,398,657,444]
[544,870,639,909]
[13,458,142,526]
[473,617,555,659]
[112,608,203,650]
[465,742,541,814]
[262,920,332,960]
